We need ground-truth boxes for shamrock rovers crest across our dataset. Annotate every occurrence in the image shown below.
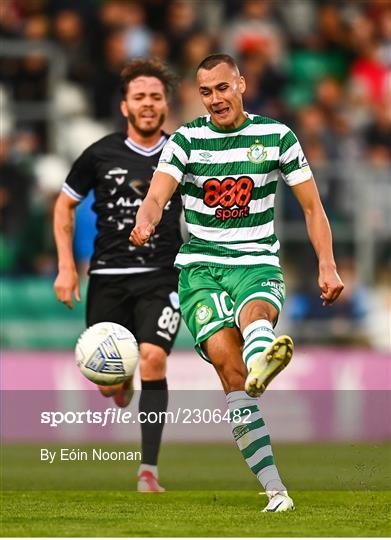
[247,140,267,163]
[195,304,213,325]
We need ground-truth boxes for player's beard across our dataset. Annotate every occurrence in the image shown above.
[128,111,166,137]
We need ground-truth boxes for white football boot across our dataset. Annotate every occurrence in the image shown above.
[245,335,294,397]
[262,490,295,512]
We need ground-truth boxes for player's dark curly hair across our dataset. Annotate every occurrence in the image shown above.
[120,58,178,99]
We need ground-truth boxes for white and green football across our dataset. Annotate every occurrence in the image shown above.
[75,322,139,386]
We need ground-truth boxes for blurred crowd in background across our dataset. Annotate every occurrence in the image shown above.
[0,0,390,347]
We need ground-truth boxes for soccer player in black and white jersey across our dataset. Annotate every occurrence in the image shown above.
[53,59,182,492]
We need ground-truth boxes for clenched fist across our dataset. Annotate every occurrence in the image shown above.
[129,223,155,246]
[319,265,344,306]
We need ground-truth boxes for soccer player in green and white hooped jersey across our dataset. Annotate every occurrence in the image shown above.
[131,54,344,512]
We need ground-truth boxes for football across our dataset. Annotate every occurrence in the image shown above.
[75,322,139,386]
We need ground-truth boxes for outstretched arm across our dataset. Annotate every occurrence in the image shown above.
[53,192,80,309]
[291,178,344,305]
[130,171,178,246]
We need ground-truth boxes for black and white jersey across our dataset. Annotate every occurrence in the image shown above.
[62,132,182,273]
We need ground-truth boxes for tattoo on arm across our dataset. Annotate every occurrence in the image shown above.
[62,224,73,234]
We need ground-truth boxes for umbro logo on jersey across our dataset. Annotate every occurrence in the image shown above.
[199,151,212,162]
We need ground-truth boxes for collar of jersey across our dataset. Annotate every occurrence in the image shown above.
[206,115,252,134]
[124,135,166,156]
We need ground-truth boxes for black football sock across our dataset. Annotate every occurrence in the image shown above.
[138,378,168,466]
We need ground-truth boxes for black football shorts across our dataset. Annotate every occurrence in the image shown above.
[86,269,180,355]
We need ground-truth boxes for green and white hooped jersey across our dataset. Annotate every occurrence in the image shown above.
[156,114,312,269]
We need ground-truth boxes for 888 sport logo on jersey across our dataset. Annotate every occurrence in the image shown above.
[203,176,254,221]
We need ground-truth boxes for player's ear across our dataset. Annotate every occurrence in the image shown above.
[239,75,246,95]
[120,100,128,119]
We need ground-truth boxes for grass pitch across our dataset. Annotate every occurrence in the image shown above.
[1,442,390,537]
[2,490,390,537]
